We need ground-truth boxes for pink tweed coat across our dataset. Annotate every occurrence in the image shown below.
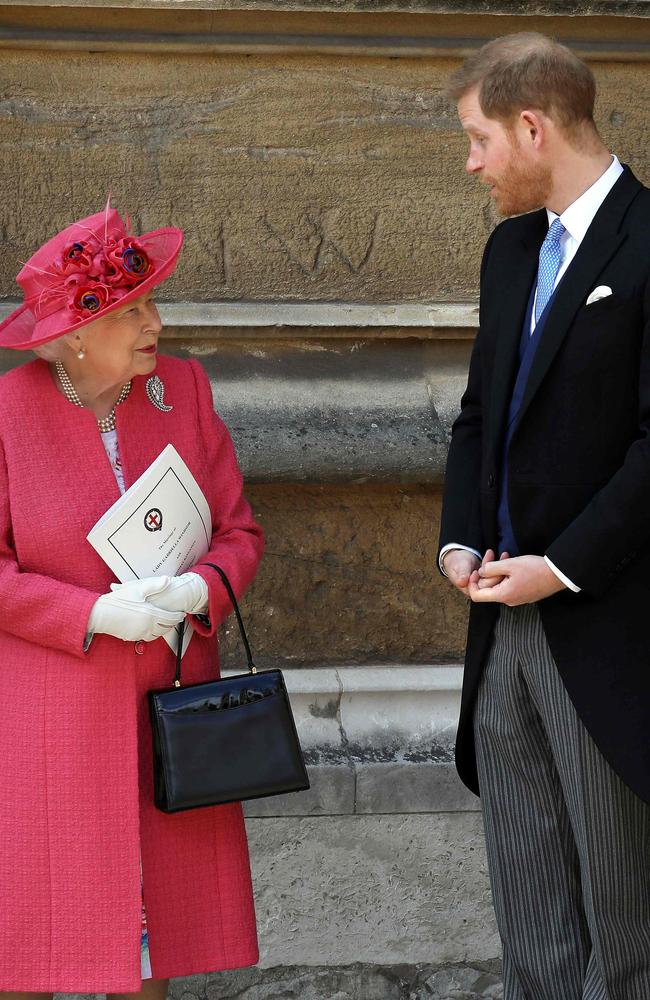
[0,354,264,991]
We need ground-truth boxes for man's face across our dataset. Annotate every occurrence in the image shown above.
[457,88,551,216]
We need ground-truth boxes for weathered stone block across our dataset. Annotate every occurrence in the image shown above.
[245,813,498,967]
[185,338,452,484]
[222,483,469,669]
[243,763,356,817]
[2,43,648,304]
[355,761,478,814]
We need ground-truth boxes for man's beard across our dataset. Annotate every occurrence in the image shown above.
[489,143,552,217]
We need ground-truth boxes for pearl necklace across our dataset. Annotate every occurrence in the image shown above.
[55,361,132,433]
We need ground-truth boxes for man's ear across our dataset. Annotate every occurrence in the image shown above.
[518,109,545,148]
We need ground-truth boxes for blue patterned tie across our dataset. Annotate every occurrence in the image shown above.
[534,217,566,326]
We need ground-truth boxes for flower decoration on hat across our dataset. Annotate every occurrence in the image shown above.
[62,241,93,274]
[72,282,112,316]
[60,235,153,317]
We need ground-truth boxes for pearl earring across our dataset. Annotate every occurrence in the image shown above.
[77,349,85,360]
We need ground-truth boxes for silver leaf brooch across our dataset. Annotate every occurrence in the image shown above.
[146,374,173,413]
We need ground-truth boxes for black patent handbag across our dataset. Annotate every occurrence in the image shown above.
[148,562,310,813]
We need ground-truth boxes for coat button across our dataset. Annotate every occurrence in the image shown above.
[487,473,495,489]
[134,640,145,655]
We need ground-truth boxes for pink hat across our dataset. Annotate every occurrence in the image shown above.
[0,206,184,349]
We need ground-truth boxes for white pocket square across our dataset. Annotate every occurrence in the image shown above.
[586,285,613,306]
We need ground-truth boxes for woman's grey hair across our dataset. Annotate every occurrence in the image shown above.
[32,338,68,362]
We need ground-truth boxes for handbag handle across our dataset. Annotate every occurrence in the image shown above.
[174,562,257,687]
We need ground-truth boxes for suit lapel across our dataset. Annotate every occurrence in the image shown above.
[488,210,546,457]
[511,166,641,436]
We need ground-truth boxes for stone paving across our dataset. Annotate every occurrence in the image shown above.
[62,962,503,1000]
[166,962,503,999]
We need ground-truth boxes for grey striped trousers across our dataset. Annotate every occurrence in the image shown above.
[474,603,650,1000]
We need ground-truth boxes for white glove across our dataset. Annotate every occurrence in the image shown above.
[110,573,209,615]
[88,583,185,643]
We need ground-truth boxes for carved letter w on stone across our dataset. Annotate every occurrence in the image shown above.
[263,208,381,277]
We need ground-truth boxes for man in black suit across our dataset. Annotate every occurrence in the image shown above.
[439,32,650,999]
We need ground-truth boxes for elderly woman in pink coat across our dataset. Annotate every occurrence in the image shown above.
[0,207,264,998]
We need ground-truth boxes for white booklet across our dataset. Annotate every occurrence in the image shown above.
[87,444,212,656]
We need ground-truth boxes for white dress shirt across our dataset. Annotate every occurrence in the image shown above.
[440,155,624,592]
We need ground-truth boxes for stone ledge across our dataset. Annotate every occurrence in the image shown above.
[165,300,480,329]
[6,25,650,61]
[10,0,650,15]
[229,664,463,750]
[0,298,480,329]
[4,7,650,61]
[230,664,480,817]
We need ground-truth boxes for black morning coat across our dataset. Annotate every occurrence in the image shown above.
[438,166,650,805]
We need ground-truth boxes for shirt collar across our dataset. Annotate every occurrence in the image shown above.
[546,154,624,243]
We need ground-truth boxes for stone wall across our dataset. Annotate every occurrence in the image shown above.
[5,4,650,996]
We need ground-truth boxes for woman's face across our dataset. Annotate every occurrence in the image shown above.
[67,293,162,386]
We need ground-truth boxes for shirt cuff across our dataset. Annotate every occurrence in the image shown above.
[439,543,482,577]
[544,555,581,593]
